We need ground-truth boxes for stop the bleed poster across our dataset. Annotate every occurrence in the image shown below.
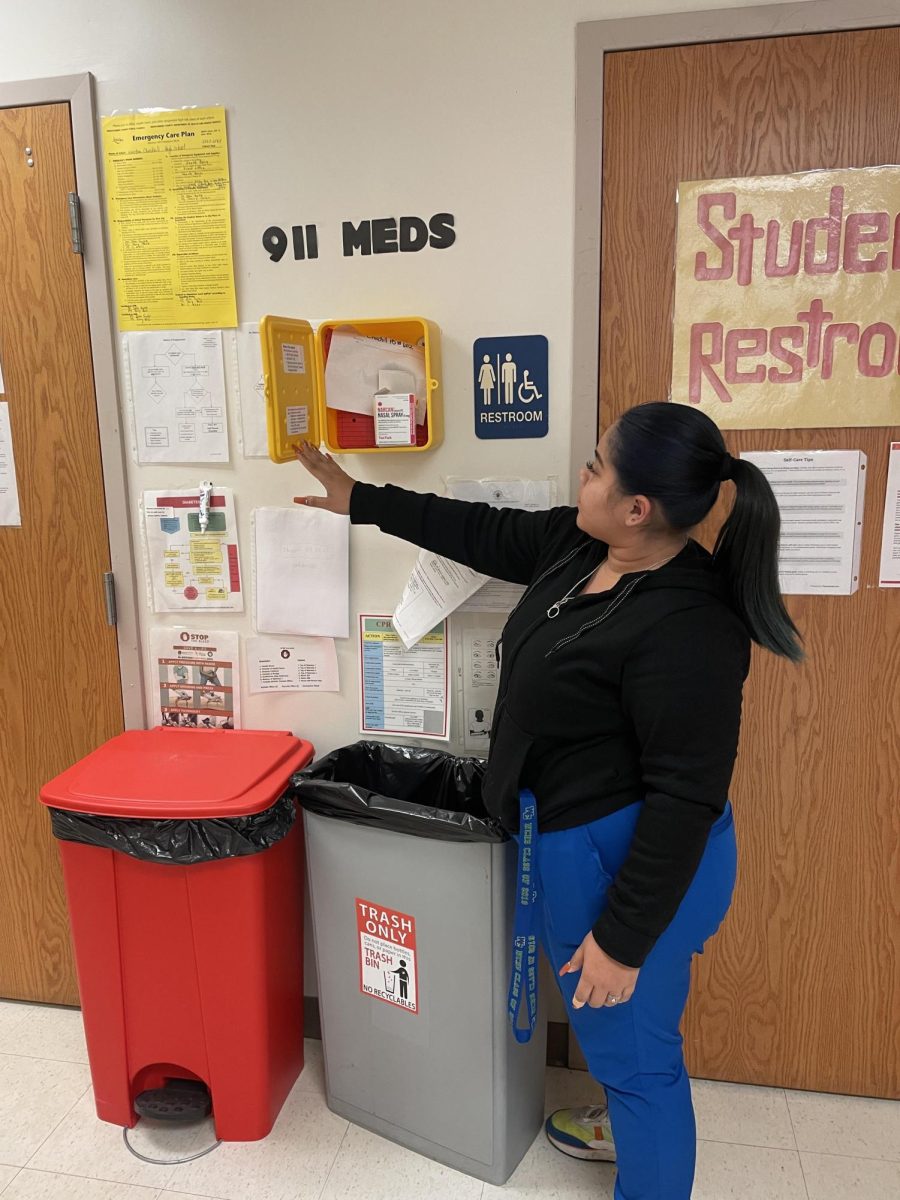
[356,898,419,1014]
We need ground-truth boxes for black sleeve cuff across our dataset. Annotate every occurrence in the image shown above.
[591,907,656,969]
[348,481,383,525]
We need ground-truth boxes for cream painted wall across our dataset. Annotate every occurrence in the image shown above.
[0,0,795,751]
[0,0,798,1003]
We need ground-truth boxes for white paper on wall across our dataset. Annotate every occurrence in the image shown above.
[878,442,900,588]
[461,625,503,752]
[246,635,339,692]
[253,507,349,637]
[0,402,21,527]
[126,330,230,463]
[740,450,866,595]
[235,323,269,457]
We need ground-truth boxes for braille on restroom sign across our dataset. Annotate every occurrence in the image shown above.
[473,335,548,439]
[356,897,419,1014]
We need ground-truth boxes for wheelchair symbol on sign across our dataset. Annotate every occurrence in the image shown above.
[518,370,542,404]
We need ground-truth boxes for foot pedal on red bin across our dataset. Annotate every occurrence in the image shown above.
[134,1079,212,1123]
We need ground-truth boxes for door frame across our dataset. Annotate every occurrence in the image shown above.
[571,0,900,493]
[0,72,144,727]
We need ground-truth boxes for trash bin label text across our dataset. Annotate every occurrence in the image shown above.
[356,898,419,1014]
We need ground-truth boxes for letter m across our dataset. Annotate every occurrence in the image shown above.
[343,221,372,256]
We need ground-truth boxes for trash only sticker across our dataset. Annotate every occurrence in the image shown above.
[356,898,419,1014]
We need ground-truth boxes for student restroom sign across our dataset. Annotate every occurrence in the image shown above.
[473,335,548,439]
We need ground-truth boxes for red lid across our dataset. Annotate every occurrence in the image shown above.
[40,728,315,819]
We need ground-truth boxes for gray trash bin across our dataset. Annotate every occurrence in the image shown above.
[293,742,547,1185]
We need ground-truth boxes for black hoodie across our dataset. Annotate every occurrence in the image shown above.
[350,482,751,968]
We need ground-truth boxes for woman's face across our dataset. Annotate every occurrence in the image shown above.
[576,424,648,542]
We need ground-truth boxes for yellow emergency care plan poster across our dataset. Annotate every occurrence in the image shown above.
[102,107,237,330]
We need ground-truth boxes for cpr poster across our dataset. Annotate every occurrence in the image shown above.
[672,166,900,428]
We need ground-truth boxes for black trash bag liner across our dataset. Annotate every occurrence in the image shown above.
[291,741,505,844]
[48,792,296,865]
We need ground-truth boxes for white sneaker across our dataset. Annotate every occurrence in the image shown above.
[545,1105,617,1162]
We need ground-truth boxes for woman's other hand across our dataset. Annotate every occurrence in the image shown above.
[561,931,640,1008]
[293,441,356,515]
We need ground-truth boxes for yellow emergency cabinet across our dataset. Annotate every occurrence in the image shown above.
[260,316,442,462]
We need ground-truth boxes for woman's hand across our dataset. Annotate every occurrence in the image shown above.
[561,932,640,1009]
[293,441,356,515]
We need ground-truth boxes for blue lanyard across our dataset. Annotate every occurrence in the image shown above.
[507,789,539,1044]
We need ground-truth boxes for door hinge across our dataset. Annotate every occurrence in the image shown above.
[68,191,83,255]
[103,572,117,627]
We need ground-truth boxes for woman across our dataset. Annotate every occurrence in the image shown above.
[294,401,803,1200]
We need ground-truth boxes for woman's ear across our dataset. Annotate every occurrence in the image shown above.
[627,495,652,526]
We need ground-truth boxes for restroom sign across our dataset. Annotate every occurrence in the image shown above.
[473,335,548,439]
[356,898,419,1014]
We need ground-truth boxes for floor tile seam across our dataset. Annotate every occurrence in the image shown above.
[17,1162,177,1190]
[312,1121,352,1200]
[6,1165,163,1195]
[0,1051,89,1070]
[0,1167,21,1198]
[23,1094,179,1190]
[796,1147,900,1163]
[148,1190,236,1200]
[20,1083,95,1170]
[0,1051,88,1067]
[696,1137,804,1155]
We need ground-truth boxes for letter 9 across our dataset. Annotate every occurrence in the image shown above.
[263,226,288,262]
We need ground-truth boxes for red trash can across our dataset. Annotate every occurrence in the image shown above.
[40,727,314,1142]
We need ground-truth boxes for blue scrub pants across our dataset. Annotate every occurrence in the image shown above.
[538,800,737,1200]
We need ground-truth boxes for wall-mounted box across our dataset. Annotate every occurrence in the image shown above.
[261,316,442,460]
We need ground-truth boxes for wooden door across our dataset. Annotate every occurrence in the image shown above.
[0,103,124,1005]
[599,27,900,1099]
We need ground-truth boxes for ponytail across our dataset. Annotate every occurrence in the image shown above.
[610,402,804,663]
[712,457,804,661]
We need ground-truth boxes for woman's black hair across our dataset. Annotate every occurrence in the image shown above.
[608,402,804,663]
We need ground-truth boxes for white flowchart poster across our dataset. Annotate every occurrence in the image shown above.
[150,627,240,729]
[0,402,21,527]
[235,323,268,458]
[878,442,900,588]
[740,450,866,595]
[126,330,230,463]
[143,486,243,612]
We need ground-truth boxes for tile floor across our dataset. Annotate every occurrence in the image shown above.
[0,1001,897,1199]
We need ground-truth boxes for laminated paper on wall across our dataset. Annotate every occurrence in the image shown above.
[740,450,866,594]
[0,402,21,527]
[102,107,237,330]
[878,442,900,587]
